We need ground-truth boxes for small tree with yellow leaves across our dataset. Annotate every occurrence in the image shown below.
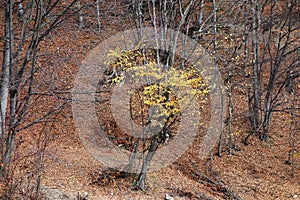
[102,48,209,190]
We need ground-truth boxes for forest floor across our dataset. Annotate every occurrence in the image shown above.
[40,95,300,200]
[39,20,299,199]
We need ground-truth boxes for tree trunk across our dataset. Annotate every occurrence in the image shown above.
[137,135,159,190]
[0,0,14,176]
[250,0,262,135]
[77,1,83,30]
[96,0,101,33]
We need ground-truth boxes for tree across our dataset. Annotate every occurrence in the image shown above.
[100,0,226,190]
[243,0,300,142]
[0,0,80,198]
[103,47,210,190]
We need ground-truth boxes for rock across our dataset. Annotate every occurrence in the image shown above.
[78,191,89,200]
[292,194,298,199]
[40,186,76,200]
[165,193,174,200]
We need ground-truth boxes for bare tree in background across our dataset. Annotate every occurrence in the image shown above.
[0,0,79,198]
[243,0,300,142]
